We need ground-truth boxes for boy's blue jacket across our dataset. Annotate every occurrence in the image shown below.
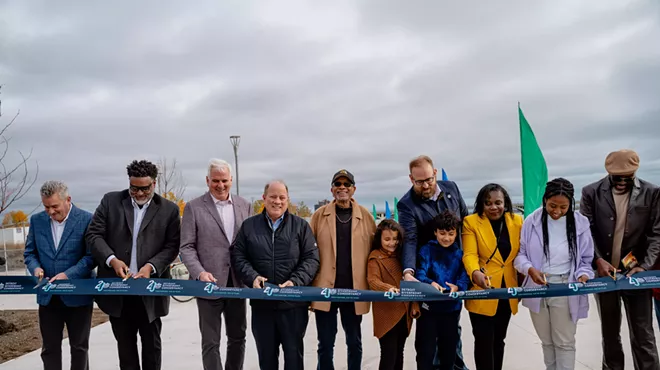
[416,240,469,312]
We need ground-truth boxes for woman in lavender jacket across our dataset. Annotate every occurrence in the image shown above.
[514,178,595,370]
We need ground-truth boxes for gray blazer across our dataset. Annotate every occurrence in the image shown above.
[179,192,252,294]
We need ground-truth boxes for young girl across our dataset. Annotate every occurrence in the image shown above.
[415,210,470,370]
[367,219,419,370]
[514,178,595,370]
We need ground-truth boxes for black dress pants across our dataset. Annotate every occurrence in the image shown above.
[109,296,163,370]
[251,306,309,370]
[468,300,512,370]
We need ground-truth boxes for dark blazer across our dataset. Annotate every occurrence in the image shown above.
[86,191,181,322]
[397,180,469,272]
[179,192,252,292]
[24,205,95,307]
[580,176,660,270]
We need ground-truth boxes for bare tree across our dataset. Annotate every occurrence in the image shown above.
[156,157,186,199]
[0,85,39,216]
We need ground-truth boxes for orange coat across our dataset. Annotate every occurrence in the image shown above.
[310,199,377,315]
[367,248,419,339]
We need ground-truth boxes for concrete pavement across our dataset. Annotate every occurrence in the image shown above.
[0,295,653,369]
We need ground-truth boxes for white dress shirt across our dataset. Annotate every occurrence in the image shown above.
[211,193,235,243]
[106,197,155,275]
[50,205,73,250]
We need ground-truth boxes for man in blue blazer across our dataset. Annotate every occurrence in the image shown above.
[24,180,95,370]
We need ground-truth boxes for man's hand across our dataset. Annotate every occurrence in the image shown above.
[431,281,444,292]
[34,268,44,279]
[253,276,267,289]
[133,264,153,279]
[595,258,618,278]
[49,272,68,283]
[578,275,589,283]
[626,266,645,277]
[278,280,294,288]
[403,271,419,282]
[110,258,129,279]
[528,267,547,285]
[446,282,459,293]
[471,270,491,289]
[199,272,217,283]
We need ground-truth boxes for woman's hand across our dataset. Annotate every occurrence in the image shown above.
[446,282,459,293]
[387,287,400,294]
[528,267,546,285]
[471,270,491,289]
[577,275,589,283]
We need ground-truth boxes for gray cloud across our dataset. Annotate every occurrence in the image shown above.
[0,0,658,216]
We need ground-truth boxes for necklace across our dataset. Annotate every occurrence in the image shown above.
[336,213,351,224]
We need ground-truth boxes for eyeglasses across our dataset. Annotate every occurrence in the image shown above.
[333,181,353,188]
[129,184,152,193]
[412,177,435,187]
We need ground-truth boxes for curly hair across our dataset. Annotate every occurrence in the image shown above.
[371,219,405,256]
[126,160,159,179]
[430,210,461,232]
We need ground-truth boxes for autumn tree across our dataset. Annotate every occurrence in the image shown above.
[163,191,186,217]
[0,86,39,216]
[297,201,312,218]
[156,157,186,200]
[287,201,298,215]
[2,210,28,226]
[252,199,264,214]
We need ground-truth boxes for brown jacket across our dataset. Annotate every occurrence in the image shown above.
[310,199,376,314]
[580,176,660,270]
[367,248,420,339]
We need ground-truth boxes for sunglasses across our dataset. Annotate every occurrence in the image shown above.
[333,181,353,188]
[129,184,152,193]
[610,175,634,183]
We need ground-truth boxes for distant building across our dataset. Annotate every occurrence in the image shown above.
[1,225,29,245]
[314,199,331,211]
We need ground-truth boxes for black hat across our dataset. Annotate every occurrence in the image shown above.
[331,169,355,185]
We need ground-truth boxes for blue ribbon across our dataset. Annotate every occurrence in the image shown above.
[2,271,659,302]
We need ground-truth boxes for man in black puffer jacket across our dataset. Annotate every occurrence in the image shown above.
[231,180,319,370]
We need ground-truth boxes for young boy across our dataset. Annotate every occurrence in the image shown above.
[415,210,469,370]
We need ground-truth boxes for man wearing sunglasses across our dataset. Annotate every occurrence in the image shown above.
[580,149,660,370]
[86,159,181,370]
[309,170,377,370]
[397,155,469,370]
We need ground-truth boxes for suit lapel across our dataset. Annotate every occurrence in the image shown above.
[323,205,337,258]
[55,206,79,255]
[139,200,160,235]
[600,181,615,212]
[123,197,135,237]
[203,193,228,240]
[351,200,362,233]
[418,200,437,220]
[41,214,57,256]
[503,214,519,264]
[477,215,502,265]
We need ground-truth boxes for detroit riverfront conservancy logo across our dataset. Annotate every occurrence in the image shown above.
[507,287,523,297]
[263,286,280,297]
[321,288,337,299]
[42,282,56,292]
[628,276,641,287]
[568,283,582,292]
[204,283,218,294]
[146,280,163,293]
[95,281,110,292]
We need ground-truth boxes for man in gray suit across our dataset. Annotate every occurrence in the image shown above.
[87,159,181,370]
[180,158,252,370]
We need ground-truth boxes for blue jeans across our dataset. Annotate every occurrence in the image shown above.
[315,303,363,370]
[432,323,469,370]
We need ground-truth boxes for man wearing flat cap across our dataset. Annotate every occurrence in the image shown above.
[310,169,376,370]
[580,149,660,370]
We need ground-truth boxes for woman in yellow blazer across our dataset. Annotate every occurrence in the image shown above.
[462,183,523,370]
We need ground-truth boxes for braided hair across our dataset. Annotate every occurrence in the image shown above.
[541,177,577,262]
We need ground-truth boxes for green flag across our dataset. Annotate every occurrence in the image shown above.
[519,103,548,217]
[372,204,377,221]
[393,197,399,222]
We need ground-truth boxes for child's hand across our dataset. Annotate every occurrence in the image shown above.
[387,287,400,294]
[431,282,444,292]
[446,282,458,293]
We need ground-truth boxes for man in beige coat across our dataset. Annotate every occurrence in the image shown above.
[310,169,377,370]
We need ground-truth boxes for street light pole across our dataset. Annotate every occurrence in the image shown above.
[230,135,241,196]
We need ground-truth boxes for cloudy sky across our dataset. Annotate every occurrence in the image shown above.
[1,0,659,214]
